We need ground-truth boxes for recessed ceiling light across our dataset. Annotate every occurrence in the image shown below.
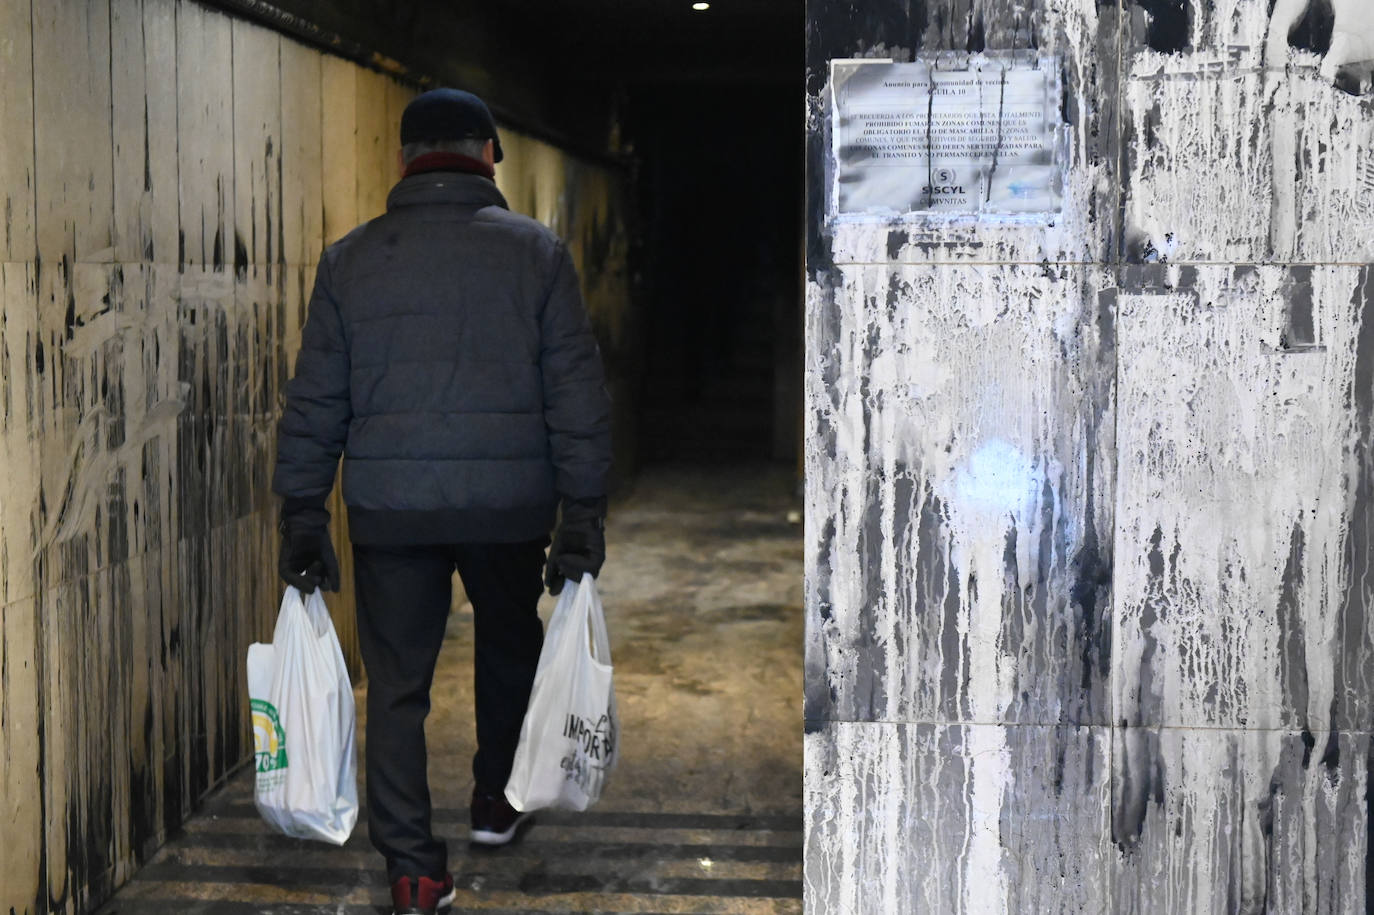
[692,2,710,9]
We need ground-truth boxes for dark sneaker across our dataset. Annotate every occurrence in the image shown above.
[470,789,532,845]
[390,872,455,914]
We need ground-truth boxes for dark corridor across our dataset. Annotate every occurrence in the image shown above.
[531,0,807,466]
[629,82,804,463]
[454,0,808,466]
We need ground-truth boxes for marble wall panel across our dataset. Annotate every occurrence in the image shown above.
[0,594,42,904]
[805,722,1111,914]
[111,0,179,266]
[1122,59,1374,265]
[384,78,416,171]
[279,42,324,265]
[320,55,359,245]
[498,131,569,231]
[175,2,234,272]
[0,0,36,263]
[805,263,1115,727]
[231,22,283,275]
[32,0,113,267]
[354,69,400,224]
[32,262,131,591]
[1120,0,1374,264]
[1,261,40,606]
[33,558,169,910]
[1113,267,1373,732]
[1112,727,1369,914]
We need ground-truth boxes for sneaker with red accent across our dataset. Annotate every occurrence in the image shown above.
[470,789,532,845]
[390,872,455,915]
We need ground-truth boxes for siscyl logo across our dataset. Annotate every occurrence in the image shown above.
[924,168,964,195]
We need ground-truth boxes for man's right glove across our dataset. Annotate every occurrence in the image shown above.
[545,497,607,595]
[277,501,341,595]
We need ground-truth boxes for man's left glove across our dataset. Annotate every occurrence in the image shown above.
[277,500,340,594]
[545,497,606,595]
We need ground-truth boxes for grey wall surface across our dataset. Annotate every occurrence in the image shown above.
[804,0,1374,911]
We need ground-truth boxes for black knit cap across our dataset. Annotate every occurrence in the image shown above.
[400,88,504,162]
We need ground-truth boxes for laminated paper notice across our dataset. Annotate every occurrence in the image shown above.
[831,55,1066,219]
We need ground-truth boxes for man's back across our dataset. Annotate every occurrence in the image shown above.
[274,171,611,546]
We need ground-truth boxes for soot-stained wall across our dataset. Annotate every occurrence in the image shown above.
[0,2,633,913]
[805,0,1374,912]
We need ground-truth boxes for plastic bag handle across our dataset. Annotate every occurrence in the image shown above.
[301,587,334,638]
[578,574,612,667]
[273,585,305,644]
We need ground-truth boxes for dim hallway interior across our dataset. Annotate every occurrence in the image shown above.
[0,0,803,909]
[92,463,804,914]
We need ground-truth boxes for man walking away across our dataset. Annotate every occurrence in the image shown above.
[271,88,612,915]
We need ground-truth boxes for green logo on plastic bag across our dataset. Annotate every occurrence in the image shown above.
[252,698,289,774]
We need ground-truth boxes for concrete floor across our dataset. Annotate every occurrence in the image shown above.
[96,463,803,914]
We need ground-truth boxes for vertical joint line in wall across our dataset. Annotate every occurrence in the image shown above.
[1107,6,1124,909]
[24,2,48,906]
[230,15,236,281]
[28,0,39,265]
[316,50,326,258]
[275,35,283,271]
[1113,0,1126,271]
[173,0,183,272]
[140,5,151,209]
[108,0,117,244]
[317,48,330,257]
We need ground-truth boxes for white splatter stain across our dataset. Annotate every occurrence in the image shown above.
[807,0,1374,910]
[1113,266,1367,732]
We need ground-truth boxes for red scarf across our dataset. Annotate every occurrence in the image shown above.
[403,151,495,180]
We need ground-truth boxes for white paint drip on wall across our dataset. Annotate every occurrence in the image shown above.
[807,1,1374,911]
[1126,61,1374,264]
[808,263,1102,725]
[805,722,1113,913]
[38,266,196,552]
[1113,266,1367,731]
[807,258,1373,913]
[1111,726,1369,912]
[806,262,1110,914]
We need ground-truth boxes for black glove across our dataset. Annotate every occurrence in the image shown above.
[545,497,606,595]
[277,500,340,594]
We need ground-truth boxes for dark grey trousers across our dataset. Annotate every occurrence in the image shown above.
[352,539,547,881]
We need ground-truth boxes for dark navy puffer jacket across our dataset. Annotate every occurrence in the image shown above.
[271,171,612,545]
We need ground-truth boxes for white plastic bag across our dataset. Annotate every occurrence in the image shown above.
[505,573,618,812]
[246,586,358,844]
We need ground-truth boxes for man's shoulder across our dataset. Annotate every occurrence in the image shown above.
[320,220,373,264]
[326,205,562,258]
[472,205,563,248]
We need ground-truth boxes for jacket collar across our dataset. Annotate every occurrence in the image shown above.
[386,171,508,212]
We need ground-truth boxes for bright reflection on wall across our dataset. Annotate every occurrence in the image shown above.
[951,439,1039,521]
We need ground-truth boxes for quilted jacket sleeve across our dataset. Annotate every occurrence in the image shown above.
[539,243,612,502]
[271,252,352,508]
